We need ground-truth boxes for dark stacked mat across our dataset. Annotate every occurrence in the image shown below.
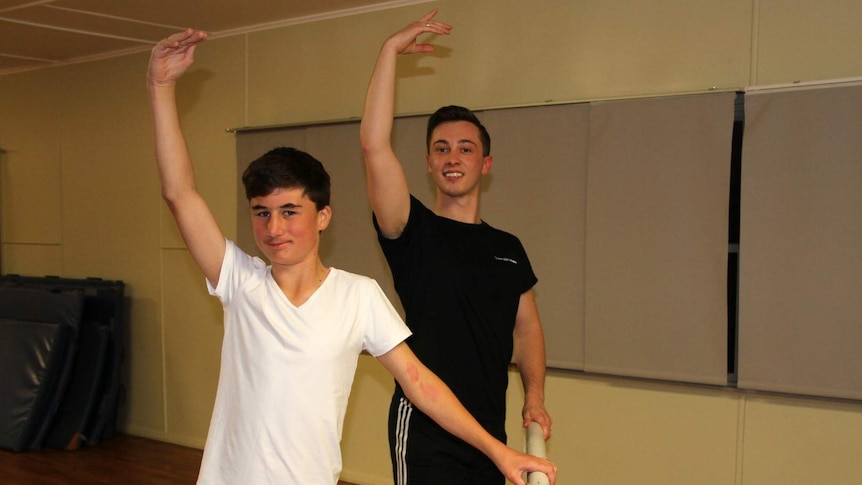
[0,276,125,451]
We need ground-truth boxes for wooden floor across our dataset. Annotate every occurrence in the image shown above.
[0,434,358,484]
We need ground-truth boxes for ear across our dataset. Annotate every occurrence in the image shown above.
[426,153,433,173]
[481,155,494,175]
[317,205,332,232]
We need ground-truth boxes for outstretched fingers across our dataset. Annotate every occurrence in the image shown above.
[416,8,453,36]
[148,29,208,87]
[154,29,208,56]
[386,8,452,55]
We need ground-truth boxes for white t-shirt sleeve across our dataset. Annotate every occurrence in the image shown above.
[362,279,412,357]
[207,239,267,304]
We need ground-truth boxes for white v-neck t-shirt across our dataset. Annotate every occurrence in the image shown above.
[197,240,410,484]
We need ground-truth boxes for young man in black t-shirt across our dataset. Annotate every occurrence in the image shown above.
[361,9,553,485]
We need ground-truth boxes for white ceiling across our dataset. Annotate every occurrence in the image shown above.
[0,0,423,76]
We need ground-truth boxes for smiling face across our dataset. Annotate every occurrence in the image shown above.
[426,120,493,199]
[250,187,331,270]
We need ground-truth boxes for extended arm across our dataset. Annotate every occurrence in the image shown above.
[377,342,557,485]
[359,10,451,238]
[147,29,225,285]
[512,290,553,439]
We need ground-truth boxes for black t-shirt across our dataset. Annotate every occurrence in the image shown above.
[374,196,537,427]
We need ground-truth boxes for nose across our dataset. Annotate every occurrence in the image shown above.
[266,215,284,237]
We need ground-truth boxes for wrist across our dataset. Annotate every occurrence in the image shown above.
[524,390,545,406]
[147,80,177,95]
[380,37,406,56]
[484,438,511,466]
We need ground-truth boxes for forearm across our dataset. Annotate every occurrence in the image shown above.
[400,361,508,461]
[401,363,558,484]
[148,83,197,204]
[359,42,398,158]
[359,41,411,234]
[512,291,548,407]
[516,342,547,406]
[379,344,508,462]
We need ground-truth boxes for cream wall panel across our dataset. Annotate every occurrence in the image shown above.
[340,354,396,485]
[755,0,862,85]
[246,11,385,126]
[0,243,62,275]
[742,396,862,485]
[58,53,157,280]
[247,0,752,128]
[162,35,246,248]
[162,249,222,447]
[0,72,62,244]
[53,54,168,433]
[119,277,167,438]
[505,374,739,485]
[430,0,752,107]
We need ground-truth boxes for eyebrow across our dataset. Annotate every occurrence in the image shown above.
[432,139,477,146]
[251,202,302,211]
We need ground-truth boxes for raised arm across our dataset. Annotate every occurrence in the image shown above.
[147,29,225,285]
[359,9,451,239]
[512,290,553,439]
[377,342,557,485]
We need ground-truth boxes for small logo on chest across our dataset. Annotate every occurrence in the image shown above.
[493,256,518,264]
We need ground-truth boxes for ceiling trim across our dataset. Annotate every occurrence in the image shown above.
[0,0,434,76]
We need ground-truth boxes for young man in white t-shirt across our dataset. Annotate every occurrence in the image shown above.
[147,29,557,485]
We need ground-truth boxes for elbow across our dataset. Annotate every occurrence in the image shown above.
[161,193,183,216]
[160,185,193,210]
[160,186,180,206]
[359,129,388,160]
[395,364,443,409]
[359,138,378,159]
[399,384,436,412]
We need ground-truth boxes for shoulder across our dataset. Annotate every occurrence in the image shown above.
[209,240,268,300]
[325,269,397,314]
[329,267,371,283]
[223,239,268,274]
[407,195,435,221]
[376,195,433,245]
[481,221,525,247]
[326,268,383,293]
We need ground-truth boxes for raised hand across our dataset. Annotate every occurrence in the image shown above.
[382,8,452,56]
[147,28,208,87]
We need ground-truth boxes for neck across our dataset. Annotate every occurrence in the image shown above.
[434,192,481,224]
[271,258,330,306]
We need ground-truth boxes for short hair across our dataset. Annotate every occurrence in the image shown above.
[241,147,330,210]
[426,105,491,157]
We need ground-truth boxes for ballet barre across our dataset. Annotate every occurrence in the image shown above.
[526,422,550,485]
